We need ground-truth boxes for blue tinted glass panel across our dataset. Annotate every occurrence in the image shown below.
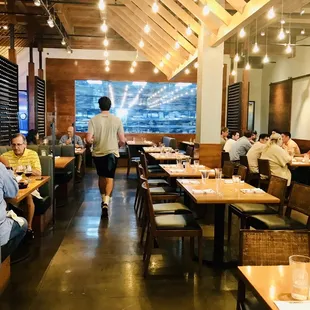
[75,80,196,133]
[18,90,28,135]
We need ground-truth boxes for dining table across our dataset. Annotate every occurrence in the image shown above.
[126,140,153,146]
[160,164,214,178]
[55,156,75,169]
[290,157,310,167]
[143,146,173,153]
[148,153,191,162]
[177,178,280,266]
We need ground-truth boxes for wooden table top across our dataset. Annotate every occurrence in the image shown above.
[8,176,50,203]
[75,148,86,155]
[143,146,173,153]
[290,157,310,167]
[177,179,280,204]
[126,140,153,146]
[238,265,310,310]
[55,156,75,169]
[160,164,214,178]
[149,153,191,161]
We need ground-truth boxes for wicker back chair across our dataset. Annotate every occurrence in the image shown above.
[258,159,271,190]
[222,161,234,178]
[221,151,230,168]
[237,165,247,181]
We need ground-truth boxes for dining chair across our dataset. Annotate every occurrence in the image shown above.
[227,175,287,242]
[140,152,167,178]
[239,155,259,186]
[185,145,194,157]
[223,161,234,178]
[258,159,271,190]
[237,165,247,181]
[221,151,230,168]
[237,230,310,310]
[126,144,140,178]
[141,181,202,277]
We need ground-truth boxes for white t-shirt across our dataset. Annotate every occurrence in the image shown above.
[223,139,236,153]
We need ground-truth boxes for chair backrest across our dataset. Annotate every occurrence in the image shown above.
[141,181,157,234]
[237,165,247,181]
[239,156,249,169]
[38,145,51,156]
[258,159,271,178]
[240,230,310,266]
[286,183,310,221]
[54,145,62,156]
[127,144,141,158]
[223,161,234,178]
[38,156,54,199]
[185,145,194,157]
[267,175,287,212]
[221,152,230,168]
[0,146,10,155]
[61,145,75,157]
[139,152,149,178]
[162,136,177,149]
[27,145,39,153]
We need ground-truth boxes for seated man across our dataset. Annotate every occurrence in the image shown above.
[220,127,229,149]
[0,158,28,261]
[2,134,41,239]
[247,134,269,173]
[281,132,300,156]
[223,131,239,153]
[60,126,84,174]
[250,130,257,145]
[229,130,253,162]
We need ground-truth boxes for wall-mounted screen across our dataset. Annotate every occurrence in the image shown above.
[18,90,28,135]
[75,80,197,133]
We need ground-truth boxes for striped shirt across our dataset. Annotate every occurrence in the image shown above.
[2,149,41,173]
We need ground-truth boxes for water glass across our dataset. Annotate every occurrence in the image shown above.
[176,159,182,168]
[25,165,32,182]
[232,175,241,192]
[215,168,222,180]
[200,170,209,184]
[194,160,199,170]
[289,255,310,301]
[41,149,47,156]
[175,149,179,154]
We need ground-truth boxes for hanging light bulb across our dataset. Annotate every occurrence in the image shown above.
[101,20,108,33]
[3,25,8,30]
[174,41,180,49]
[105,66,110,72]
[252,42,259,53]
[47,16,54,28]
[130,67,135,73]
[285,29,290,34]
[185,68,190,74]
[144,23,150,34]
[33,0,41,6]
[301,29,305,35]
[152,0,159,13]
[154,67,159,74]
[278,27,285,40]
[260,30,265,36]
[239,28,246,38]
[203,5,209,16]
[103,38,109,47]
[280,19,285,24]
[267,7,275,19]
[263,54,269,64]
[61,38,66,46]
[186,25,192,36]
[300,8,305,15]
[234,53,240,62]
[245,62,251,70]
[286,44,292,54]
[139,39,144,48]
[165,53,171,60]
[103,50,109,57]
[159,61,164,67]
[98,0,106,10]
[105,59,110,66]
[194,62,198,69]
[231,69,236,76]
[132,60,137,67]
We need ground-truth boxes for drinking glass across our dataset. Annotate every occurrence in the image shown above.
[232,175,241,192]
[289,255,310,301]
[176,158,182,168]
[24,165,32,182]
[15,165,24,176]
[215,168,222,179]
[175,149,179,154]
[200,170,209,184]
[194,160,199,170]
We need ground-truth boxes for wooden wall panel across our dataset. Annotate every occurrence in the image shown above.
[294,139,310,154]
[221,64,227,127]
[196,144,222,168]
[268,79,292,133]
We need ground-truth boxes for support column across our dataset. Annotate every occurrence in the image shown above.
[8,24,16,63]
[28,45,36,130]
[38,44,44,79]
[196,25,224,168]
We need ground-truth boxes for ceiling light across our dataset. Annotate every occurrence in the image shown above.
[203,5,209,16]
[285,29,290,34]
[280,19,285,24]
[154,67,159,74]
[130,67,135,73]
[105,66,110,72]
[239,28,246,38]
[139,39,144,48]
[301,29,305,35]
[101,20,108,33]
[33,0,40,6]
[61,38,66,46]
[144,23,150,34]
[186,25,192,36]
[278,28,285,40]
[103,50,109,57]
[105,59,110,66]
[234,53,240,62]
[252,42,259,53]
[103,38,109,47]
[194,62,198,69]
[152,1,159,13]
[267,7,275,19]
[263,54,269,64]
[159,61,164,67]
[185,68,190,74]
[175,41,180,49]
[245,62,251,70]
[98,0,106,10]
[3,25,8,30]
[165,53,171,60]
[260,31,265,36]
[231,69,236,76]
[286,44,292,54]
[132,60,137,67]
[47,16,54,28]
[300,8,305,15]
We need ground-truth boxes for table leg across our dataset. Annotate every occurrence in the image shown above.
[213,203,225,265]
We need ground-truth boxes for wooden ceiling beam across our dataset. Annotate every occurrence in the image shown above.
[225,0,247,13]
[110,6,186,65]
[142,0,198,47]
[55,4,74,34]
[202,0,233,25]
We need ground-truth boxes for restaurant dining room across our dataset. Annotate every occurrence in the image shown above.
[1,0,310,309]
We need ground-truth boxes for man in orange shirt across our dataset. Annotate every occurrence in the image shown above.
[281,132,300,156]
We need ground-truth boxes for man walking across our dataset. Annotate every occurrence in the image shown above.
[86,96,126,218]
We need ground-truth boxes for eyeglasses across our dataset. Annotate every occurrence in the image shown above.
[12,143,24,147]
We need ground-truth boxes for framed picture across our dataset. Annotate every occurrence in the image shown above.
[247,101,255,131]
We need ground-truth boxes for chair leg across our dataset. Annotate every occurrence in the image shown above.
[236,280,246,310]
[197,235,202,276]
[143,231,153,277]
[138,197,144,223]
[227,207,232,242]
[134,186,141,213]
[143,227,150,261]
[190,237,195,260]
[126,159,131,178]
[140,213,147,245]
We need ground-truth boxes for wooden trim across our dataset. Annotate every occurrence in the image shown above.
[0,256,10,294]
[196,143,222,168]
[292,73,310,81]
[222,64,227,128]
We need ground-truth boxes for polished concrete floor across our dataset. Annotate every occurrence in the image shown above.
[0,169,239,310]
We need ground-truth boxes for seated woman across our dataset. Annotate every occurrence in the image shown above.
[27,129,39,145]
[0,158,28,261]
[261,133,292,185]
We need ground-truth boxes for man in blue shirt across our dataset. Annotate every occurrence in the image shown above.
[59,126,84,148]
[0,157,28,261]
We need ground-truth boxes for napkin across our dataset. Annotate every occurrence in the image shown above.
[16,175,22,182]
[192,189,216,194]
[240,188,265,194]
[224,179,233,184]
[170,169,185,173]
[274,301,310,309]
[189,180,200,184]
